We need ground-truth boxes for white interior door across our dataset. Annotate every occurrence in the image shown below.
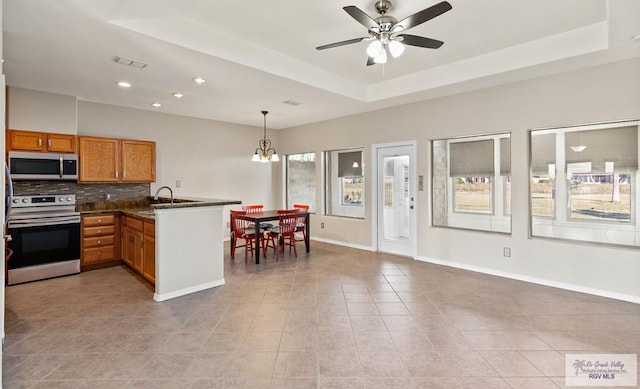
[376,144,416,256]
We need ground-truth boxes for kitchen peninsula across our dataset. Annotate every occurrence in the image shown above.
[80,196,240,302]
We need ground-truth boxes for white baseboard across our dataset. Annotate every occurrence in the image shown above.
[154,279,225,302]
[416,255,640,304]
[310,237,374,252]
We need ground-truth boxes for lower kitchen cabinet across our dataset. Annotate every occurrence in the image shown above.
[121,215,155,284]
[81,214,118,266]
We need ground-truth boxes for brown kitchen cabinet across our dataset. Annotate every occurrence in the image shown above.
[78,136,120,182]
[121,215,155,284]
[81,214,119,266]
[78,136,155,183]
[121,140,156,182]
[7,129,77,153]
[143,222,156,284]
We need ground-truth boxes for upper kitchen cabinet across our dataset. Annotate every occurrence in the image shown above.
[7,129,77,153]
[121,140,156,182]
[78,136,156,183]
[79,136,120,182]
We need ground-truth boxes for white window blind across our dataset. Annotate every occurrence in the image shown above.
[449,139,494,176]
[500,137,510,176]
[531,133,556,175]
[565,126,638,172]
[338,151,363,177]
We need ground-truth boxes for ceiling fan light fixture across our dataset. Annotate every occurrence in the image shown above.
[388,40,405,58]
[374,49,387,64]
[366,40,383,57]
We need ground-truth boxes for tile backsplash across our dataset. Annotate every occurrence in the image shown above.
[10,181,150,204]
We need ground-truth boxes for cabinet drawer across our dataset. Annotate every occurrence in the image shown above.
[83,225,115,237]
[125,217,144,232]
[82,245,116,265]
[83,215,115,227]
[83,235,115,248]
[144,222,155,238]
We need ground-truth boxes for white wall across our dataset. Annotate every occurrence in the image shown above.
[7,87,77,134]
[277,58,640,301]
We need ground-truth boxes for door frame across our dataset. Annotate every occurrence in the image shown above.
[371,141,418,258]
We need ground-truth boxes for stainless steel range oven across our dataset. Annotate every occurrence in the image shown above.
[7,194,80,285]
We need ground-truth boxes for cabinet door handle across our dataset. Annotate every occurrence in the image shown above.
[115,171,119,178]
[38,138,43,147]
[123,171,126,178]
[97,240,101,244]
[48,139,52,147]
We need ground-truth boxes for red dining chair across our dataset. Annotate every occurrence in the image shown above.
[292,204,309,243]
[242,204,273,229]
[265,209,299,261]
[230,210,266,263]
[242,204,264,213]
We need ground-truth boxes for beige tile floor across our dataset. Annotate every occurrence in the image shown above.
[3,241,640,388]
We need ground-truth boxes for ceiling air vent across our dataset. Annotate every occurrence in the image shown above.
[113,56,147,70]
[283,100,302,106]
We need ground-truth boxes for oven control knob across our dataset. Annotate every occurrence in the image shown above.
[22,198,29,203]
[67,197,72,201]
[12,199,19,204]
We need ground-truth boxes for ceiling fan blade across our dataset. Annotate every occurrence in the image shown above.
[316,37,367,50]
[393,1,452,31]
[366,56,375,66]
[343,6,380,30]
[397,34,444,49]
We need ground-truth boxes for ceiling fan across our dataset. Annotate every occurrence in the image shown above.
[316,0,452,66]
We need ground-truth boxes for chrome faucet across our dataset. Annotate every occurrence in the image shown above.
[153,186,174,205]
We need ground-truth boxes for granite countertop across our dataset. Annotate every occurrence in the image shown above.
[77,196,241,220]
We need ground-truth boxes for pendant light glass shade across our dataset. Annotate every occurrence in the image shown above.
[373,49,387,64]
[388,40,405,58]
[366,40,383,58]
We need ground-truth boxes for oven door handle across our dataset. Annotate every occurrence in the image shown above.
[9,217,81,228]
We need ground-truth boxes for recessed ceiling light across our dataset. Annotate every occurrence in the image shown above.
[172,92,184,98]
[117,81,131,88]
[151,102,162,108]
[193,77,206,84]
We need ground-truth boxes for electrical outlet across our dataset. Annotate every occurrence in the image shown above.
[321,222,325,229]
[176,180,181,188]
[105,193,112,201]
[503,247,511,257]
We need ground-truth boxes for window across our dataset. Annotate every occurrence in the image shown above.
[432,133,511,233]
[325,148,365,218]
[529,120,639,247]
[286,152,316,212]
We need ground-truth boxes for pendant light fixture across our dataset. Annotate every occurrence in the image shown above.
[252,110,279,163]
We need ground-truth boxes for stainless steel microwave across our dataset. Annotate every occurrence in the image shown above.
[8,151,78,180]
